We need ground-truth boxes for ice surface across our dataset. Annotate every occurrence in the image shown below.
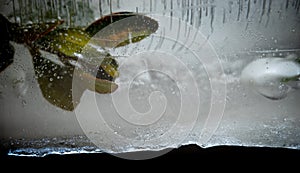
[0,0,300,158]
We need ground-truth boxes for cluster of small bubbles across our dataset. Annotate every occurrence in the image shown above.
[52,66,58,71]
[278,83,288,91]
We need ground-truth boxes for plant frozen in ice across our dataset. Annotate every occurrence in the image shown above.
[0,12,158,111]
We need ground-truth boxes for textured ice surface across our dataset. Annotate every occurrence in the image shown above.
[0,0,300,157]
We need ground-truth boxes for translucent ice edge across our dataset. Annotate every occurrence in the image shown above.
[4,136,300,157]
[8,147,103,157]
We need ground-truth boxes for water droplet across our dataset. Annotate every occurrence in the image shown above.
[49,78,53,82]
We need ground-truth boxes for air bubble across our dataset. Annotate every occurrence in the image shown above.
[22,100,27,106]
[241,57,300,100]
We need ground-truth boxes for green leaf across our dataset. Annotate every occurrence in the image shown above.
[85,12,159,48]
[85,12,136,37]
[94,78,118,93]
[35,28,90,60]
[77,71,118,94]
[34,12,158,64]
[30,47,84,111]
[33,12,128,59]
[115,34,150,48]
[30,47,118,111]
[12,20,63,44]
[98,56,119,80]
